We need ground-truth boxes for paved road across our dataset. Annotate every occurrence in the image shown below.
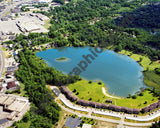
[0,46,5,78]
[56,98,153,127]
[52,86,159,127]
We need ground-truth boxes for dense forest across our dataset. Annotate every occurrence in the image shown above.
[117,3,160,29]
[13,48,79,127]
[38,0,160,60]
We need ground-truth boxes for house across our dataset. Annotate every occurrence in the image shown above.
[7,67,18,72]
[1,17,8,21]
[0,87,4,92]
[9,36,16,40]
[7,81,17,89]
[77,99,89,106]
[82,124,92,128]
[61,86,77,102]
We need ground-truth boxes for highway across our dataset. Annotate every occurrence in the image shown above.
[0,45,5,78]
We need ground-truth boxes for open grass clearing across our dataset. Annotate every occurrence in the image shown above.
[119,50,160,71]
[67,80,159,109]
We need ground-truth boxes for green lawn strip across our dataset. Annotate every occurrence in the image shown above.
[91,113,121,120]
[124,116,160,124]
[67,80,159,109]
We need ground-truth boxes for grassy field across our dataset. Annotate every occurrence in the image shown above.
[67,80,159,109]
[119,50,160,90]
[67,80,107,103]
[119,50,160,71]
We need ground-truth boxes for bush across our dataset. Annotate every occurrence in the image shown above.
[139,92,144,96]
[98,81,102,85]
[128,94,132,98]
[132,95,137,99]
[89,98,92,101]
[88,80,92,84]
[144,101,147,104]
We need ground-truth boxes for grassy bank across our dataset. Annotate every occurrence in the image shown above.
[119,50,160,90]
[67,80,158,109]
[119,50,160,71]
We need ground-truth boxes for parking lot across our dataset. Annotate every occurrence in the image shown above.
[0,12,48,34]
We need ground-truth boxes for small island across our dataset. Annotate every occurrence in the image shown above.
[56,57,68,61]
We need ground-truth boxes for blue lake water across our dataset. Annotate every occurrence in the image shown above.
[36,47,146,97]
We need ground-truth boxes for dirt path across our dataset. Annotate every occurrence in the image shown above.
[102,87,121,99]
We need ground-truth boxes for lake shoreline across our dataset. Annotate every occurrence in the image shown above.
[36,47,148,97]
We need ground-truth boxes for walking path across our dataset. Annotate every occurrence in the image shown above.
[102,87,121,99]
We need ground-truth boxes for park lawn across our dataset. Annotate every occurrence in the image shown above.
[144,71,160,89]
[67,80,159,109]
[67,80,108,103]
[115,90,158,109]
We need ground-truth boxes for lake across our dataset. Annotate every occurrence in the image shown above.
[36,47,146,97]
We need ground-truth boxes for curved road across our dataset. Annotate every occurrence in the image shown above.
[56,97,153,127]
[52,86,159,127]
[0,45,5,78]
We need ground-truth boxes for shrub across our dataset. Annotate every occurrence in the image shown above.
[144,101,147,104]
[89,98,92,101]
[132,95,137,99]
[139,92,144,96]
[88,80,92,84]
[98,81,102,85]
[128,94,132,98]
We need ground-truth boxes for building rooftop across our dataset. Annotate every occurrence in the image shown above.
[82,124,92,128]
[3,96,16,106]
